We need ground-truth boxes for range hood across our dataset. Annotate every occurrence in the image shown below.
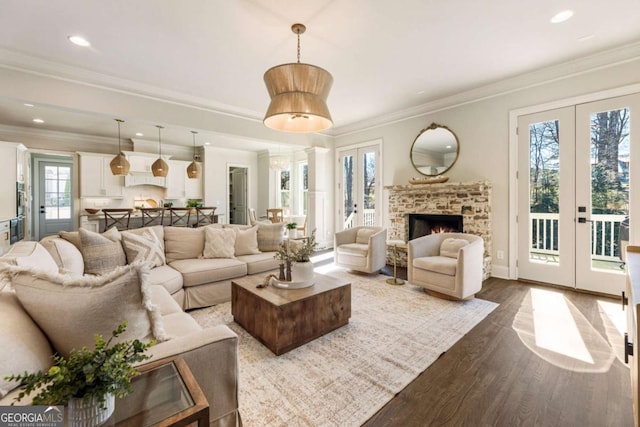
[122,151,169,188]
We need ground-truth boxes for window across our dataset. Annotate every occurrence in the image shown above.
[279,168,290,211]
[298,161,308,214]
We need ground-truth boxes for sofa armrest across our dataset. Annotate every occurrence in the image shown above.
[335,228,358,247]
[368,228,388,270]
[139,325,238,426]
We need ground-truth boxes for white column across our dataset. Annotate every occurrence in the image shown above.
[305,147,332,249]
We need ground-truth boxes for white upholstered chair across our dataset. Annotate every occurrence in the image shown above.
[408,232,484,300]
[334,226,387,273]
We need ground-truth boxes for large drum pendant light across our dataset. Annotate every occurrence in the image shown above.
[263,23,333,133]
[109,119,130,175]
[152,125,169,177]
[186,131,201,179]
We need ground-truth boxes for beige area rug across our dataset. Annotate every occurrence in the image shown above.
[190,268,498,426]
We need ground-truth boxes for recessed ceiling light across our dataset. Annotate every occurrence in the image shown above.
[68,35,91,47]
[33,118,44,124]
[446,145,452,149]
[204,142,211,146]
[23,103,34,107]
[578,34,595,42]
[550,10,574,24]
[135,132,144,137]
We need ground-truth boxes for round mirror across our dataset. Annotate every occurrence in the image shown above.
[410,123,459,176]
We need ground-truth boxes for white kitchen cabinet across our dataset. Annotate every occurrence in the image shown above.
[0,220,10,255]
[166,160,203,199]
[124,153,169,187]
[0,142,27,220]
[78,152,124,198]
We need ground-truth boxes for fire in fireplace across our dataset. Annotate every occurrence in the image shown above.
[408,214,463,241]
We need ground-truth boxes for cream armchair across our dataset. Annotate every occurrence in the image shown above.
[334,226,387,273]
[408,232,484,300]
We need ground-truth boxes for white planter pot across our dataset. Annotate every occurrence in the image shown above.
[292,261,314,282]
[67,393,115,427]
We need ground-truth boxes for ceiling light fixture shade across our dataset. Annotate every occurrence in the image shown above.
[152,125,169,177]
[110,119,130,176]
[269,155,291,170]
[263,23,333,133]
[187,131,201,179]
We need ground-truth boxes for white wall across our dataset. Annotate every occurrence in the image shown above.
[334,58,640,276]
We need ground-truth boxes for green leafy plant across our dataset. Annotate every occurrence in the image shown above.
[286,222,297,230]
[292,229,317,262]
[186,199,203,208]
[5,322,153,408]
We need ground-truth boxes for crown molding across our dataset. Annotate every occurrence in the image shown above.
[0,123,115,146]
[331,41,640,137]
[0,47,265,123]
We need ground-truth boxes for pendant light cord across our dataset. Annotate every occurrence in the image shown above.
[297,32,301,63]
[191,131,198,160]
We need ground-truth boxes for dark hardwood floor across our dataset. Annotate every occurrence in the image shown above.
[363,272,634,427]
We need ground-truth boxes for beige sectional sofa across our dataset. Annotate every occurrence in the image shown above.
[0,222,285,426]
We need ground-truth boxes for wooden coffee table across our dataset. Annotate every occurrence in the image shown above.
[231,273,351,355]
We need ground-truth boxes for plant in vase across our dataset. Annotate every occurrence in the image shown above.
[5,321,153,425]
[290,229,317,282]
[285,222,297,238]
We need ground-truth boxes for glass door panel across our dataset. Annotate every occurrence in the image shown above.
[338,144,380,230]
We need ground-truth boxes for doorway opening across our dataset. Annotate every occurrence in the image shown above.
[32,154,74,240]
[228,165,248,225]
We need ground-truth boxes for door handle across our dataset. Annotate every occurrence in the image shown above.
[625,333,634,364]
[578,217,592,223]
[623,291,628,309]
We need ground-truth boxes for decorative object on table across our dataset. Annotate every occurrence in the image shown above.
[84,208,100,215]
[186,130,202,179]
[263,23,333,133]
[257,274,278,289]
[286,222,297,238]
[408,176,450,185]
[151,125,169,177]
[273,230,317,283]
[5,321,153,427]
[278,263,286,281]
[109,119,130,176]
[163,202,173,208]
[186,199,203,209]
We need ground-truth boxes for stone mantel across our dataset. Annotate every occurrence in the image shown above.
[385,180,492,278]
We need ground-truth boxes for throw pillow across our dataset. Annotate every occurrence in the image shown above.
[121,228,166,267]
[257,222,284,252]
[79,227,127,275]
[164,226,205,262]
[234,225,261,256]
[59,230,82,251]
[40,236,85,276]
[202,227,236,259]
[356,228,378,244]
[440,237,469,259]
[5,261,167,358]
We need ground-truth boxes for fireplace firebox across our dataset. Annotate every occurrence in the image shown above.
[408,214,463,241]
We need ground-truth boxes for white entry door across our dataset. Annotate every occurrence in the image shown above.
[517,94,639,296]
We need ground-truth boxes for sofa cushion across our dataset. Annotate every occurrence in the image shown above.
[164,226,205,262]
[440,238,469,259]
[337,243,369,257]
[256,222,284,252]
[79,227,126,275]
[356,228,377,244]
[6,261,167,358]
[233,225,261,256]
[148,265,183,295]
[59,230,82,251]
[203,227,236,259]
[149,285,183,316]
[236,252,279,275]
[0,291,53,398]
[413,256,457,276]
[169,258,247,288]
[39,236,84,276]
[121,228,166,267]
[0,242,59,288]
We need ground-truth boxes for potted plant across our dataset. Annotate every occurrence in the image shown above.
[5,322,153,426]
[291,229,317,282]
[286,222,297,238]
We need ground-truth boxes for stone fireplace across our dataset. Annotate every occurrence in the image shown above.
[385,180,492,279]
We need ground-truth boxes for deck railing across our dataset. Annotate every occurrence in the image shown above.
[530,212,626,261]
[344,209,376,229]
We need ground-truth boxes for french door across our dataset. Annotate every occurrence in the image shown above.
[36,159,73,238]
[517,94,639,295]
[338,144,381,230]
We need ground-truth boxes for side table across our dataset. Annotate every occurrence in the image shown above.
[113,357,209,427]
[386,240,407,285]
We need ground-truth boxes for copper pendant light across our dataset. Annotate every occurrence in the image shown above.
[151,125,169,177]
[109,119,130,175]
[263,23,333,133]
[186,131,201,179]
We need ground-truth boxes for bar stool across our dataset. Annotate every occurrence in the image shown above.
[140,208,164,227]
[169,207,192,227]
[102,208,133,231]
[195,207,217,227]
[266,208,284,223]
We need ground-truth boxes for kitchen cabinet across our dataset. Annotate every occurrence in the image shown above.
[0,142,27,220]
[78,152,124,198]
[0,220,10,255]
[166,160,203,199]
[124,153,168,187]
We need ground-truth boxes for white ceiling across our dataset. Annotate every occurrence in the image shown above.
[1,0,640,149]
